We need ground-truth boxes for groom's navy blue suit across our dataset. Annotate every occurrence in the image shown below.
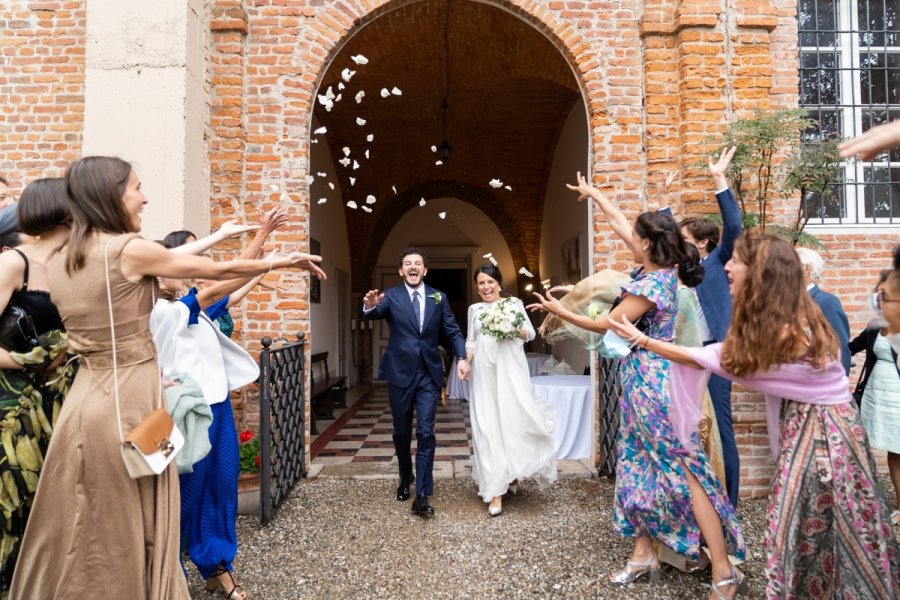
[363,284,467,497]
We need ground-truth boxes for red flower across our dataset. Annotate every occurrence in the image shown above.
[255,455,261,468]
[239,430,254,444]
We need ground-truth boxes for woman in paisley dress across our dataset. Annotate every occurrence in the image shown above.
[611,232,900,599]
[528,172,746,599]
[0,179,75,597]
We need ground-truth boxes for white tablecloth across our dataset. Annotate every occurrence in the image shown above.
[531,375,592,460]
[525,353,551,377]
[445,358,470,401]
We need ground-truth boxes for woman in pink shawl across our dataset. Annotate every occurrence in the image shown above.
[610,232,900,599]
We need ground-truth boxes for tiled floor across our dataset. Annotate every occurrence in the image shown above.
[311,384,473,465]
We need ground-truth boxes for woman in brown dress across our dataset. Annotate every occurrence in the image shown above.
[10,156,324,599]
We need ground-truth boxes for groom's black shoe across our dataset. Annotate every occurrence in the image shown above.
[411,495,434,518]
[396,475,415,502]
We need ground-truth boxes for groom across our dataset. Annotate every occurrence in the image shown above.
[362,247,469,518]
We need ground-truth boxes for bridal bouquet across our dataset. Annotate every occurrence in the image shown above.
[479,298,525,341]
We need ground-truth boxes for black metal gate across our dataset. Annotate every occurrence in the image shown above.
[259,333,307,524]
[597,356,621,476]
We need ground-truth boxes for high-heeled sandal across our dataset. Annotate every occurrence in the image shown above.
[608,555,660,585]
[709,566,749,599]
[206,566,248,600]
[488,496,502,516]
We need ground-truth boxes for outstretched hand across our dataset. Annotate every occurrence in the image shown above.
[281,252,326,279]
[525,290,562,316]
[839,119,900,161]
[708,146,737,189]
[547,284,573,296]
[362,289,384,309]
[566,171,601,203]
[216,219,260,239]
[259,207,289,234]
[607,314,642,343]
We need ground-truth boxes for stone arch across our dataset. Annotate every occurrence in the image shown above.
[353,180,529,292]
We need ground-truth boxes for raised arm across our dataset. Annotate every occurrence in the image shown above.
[710,147,741,263]
[169,219,259,255]
[839,119,900,160]
[526,288,653,334]
[566,171,640,258]
[607,314,703,368]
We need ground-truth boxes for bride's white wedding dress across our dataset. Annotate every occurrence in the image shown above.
[466,298,557,502]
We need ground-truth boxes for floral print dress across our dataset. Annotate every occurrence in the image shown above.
[613,268,745,562]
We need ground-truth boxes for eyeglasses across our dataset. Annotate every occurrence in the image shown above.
[878,290,900,304]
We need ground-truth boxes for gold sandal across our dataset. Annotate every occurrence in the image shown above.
[206,567,247,600]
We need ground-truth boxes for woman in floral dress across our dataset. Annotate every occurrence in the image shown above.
[528,172,746,599]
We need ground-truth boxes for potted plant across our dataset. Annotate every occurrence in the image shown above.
[237,429,261,515]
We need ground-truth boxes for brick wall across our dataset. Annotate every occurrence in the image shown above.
[0,0,85,184]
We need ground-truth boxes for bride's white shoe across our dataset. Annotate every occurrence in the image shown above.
[488,496,502,516]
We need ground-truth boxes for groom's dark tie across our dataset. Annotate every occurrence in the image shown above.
[411,290,421,332]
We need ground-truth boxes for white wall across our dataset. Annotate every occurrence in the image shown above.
[309,131,352,378]
[539,103,591,374]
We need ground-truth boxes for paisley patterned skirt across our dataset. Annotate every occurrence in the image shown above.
[767,401,900,599]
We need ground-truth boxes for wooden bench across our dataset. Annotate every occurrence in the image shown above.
[310,352,347,423]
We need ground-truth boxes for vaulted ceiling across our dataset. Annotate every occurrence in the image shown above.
[312,0,581,290]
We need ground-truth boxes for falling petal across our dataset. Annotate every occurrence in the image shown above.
[489,179,503,188]
[335,94,343,104]
[312,138,319,144]
[325,86,335,100]
[352,160,360,170]
[305,175,314,186]
[341,68,356,82]
[365,149,370,159]
[328,182,335,190]
[431,145,437,153]
[380,88,390,98]
[393,185,398,194]
[366,195,376,204]
[349,177,356,186]
[419,198,426,207]
[367,134,374,142]
[313,126,327,135]
[337,82,345,91]
[435,160,443,166]
[351,54,369,65]
[489,256,498,266]
[324,103,333,113]
[438,211,446,219]
[504,185,512,191]
[391,87,402,95]
[482,252,493,258]
[356,117,366,126]
[269,184,280,192]
[346,200,358,209]
[355,91,365,104]
[343,147,351,156]
[317,198,327,205]
[338,157,351,167]
[518,267,534,278]
[361,205,372,213]
[317,171,327,177]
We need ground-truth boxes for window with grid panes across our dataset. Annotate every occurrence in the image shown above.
[799,0,900,225]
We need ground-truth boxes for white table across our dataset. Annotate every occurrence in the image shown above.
[445,357,470,401]
[531,375,592,460]
[525,352,551,377]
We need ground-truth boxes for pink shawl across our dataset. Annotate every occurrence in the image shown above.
[668,343,852,459]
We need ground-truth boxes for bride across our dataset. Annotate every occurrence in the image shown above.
[466,264,557,516]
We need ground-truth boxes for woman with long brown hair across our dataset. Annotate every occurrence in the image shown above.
[10,156,325,599]
[610,232,900,599]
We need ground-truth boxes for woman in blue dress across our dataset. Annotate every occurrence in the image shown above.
[528,172,746,599]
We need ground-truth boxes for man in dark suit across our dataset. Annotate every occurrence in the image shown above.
[362,247,470,518]
[796,247,851,374]
[678,147,743,508]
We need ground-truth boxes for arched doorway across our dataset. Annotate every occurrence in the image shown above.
[307,0,593,467]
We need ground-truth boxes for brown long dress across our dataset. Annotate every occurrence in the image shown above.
[9,233,189,599]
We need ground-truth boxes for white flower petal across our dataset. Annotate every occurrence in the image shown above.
[324,103,333,112]
[391,87,402,95]
[365,149,370,159]
[355,91,365,104]
[367,134,374,142]
[317,171,327,177]
[317,198,327,205]
[518,267,534,278]
[325,86,335,100]
[338,157,351,167]
[269,184,280,192]
[337,82,345,91]
[311,138,319,144]
[313,126,327,135]
[419,198,426,207]
[365,195,376,204]
[342,147,351,156]
[305,175,314,185]
[504,185,512,191]
[438,211,446,219]
[380,88,390,98]
[328,182,335,190]
[334,93,342,103]
[361,205,372,213]
[356,117,366,126]
[352,160,360,170]
[489,178,503,188]
[346,200,358,209]
[482,252,493,258]
[341,68,356,82]
[431,145,437,153]
[351,54,369,65]
[435,160,443,166]
[489,256,498,266]
[349,177,356,186]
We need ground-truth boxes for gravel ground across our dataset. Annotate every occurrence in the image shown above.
[186,475,900,599]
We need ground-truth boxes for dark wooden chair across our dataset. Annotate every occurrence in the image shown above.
[310,352,347,422]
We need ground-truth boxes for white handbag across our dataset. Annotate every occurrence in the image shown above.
[104,237,183,478]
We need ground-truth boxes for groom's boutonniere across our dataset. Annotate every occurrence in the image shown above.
[429,292,442,304]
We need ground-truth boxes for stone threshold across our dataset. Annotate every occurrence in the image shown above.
[306,458,597,480]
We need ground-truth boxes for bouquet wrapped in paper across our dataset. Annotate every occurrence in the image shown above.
[538,269,630,348]
[478,297,525,341]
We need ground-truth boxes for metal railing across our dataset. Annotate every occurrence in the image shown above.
[597,356,621,476]
[259,332,307,524]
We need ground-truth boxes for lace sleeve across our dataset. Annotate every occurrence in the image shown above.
[466,304,478,354]
[515,298,536,342]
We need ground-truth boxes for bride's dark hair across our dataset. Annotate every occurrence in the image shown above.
[474,264,503,284]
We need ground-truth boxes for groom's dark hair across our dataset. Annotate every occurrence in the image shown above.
[399,247,428,267]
